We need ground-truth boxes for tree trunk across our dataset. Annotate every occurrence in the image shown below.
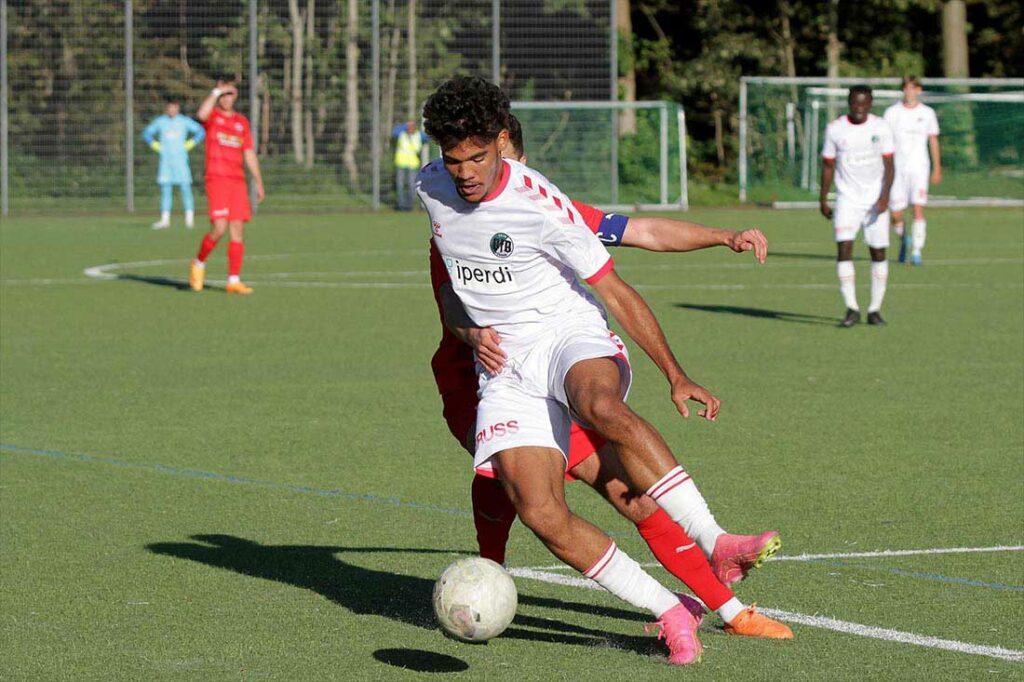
[179,0,190,84]
[343,0,360,188]
[826,0,840,121]
[616,0,636,135]
[383,0,401,143]
[778,1,803,149]
[258,2,271,153]
[941,0,969,77]
[305,0,316,169]
[406,0,418,121]
[288,0,306,164]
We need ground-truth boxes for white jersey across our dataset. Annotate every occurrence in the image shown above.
[417,158,613,354]
[883,102,939,171]
[822,114,895,206]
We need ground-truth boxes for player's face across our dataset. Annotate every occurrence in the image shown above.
[218,84,238,112]
[847,92,872,124]
[165,103,180,117]
[442,130,509,203]
[903,83,921,105]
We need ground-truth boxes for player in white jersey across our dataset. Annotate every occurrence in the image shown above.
[820,85,895,327]
[884,75,941,265]
[418,76,792,664]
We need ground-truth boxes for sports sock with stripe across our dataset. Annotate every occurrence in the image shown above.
[645,466,726,557]
[584,541,680,618]
[836,260,858,310]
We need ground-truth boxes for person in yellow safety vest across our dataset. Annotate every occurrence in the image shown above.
[393,121,428,210]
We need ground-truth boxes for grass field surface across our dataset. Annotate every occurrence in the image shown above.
[1,206,1022,679]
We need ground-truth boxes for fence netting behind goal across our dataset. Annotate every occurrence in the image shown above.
[741,78,1024,206]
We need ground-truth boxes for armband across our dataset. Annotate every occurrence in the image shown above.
[211,87,223,98]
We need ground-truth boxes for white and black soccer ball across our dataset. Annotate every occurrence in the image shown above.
[432,557,517,642]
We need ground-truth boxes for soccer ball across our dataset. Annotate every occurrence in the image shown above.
[432,557,517,641]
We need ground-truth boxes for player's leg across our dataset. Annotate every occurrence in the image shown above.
[180,182,195,228]
[154,183,172,229]
[833,201,861,325]
[890,171,911,262]
[910,203,927,265]
[569,450,791,638]
[865,211,891,325]
[563,357,728,558]
[495,445,705,663]
[395,169,408,210]
[224,179,253,295]
[190,218,227,292]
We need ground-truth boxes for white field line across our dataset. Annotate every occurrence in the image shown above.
[525,544,1024,571]
[507,567,1024,663]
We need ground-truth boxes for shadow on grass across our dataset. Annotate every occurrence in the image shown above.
[674,302,836,325]
[115,273,226,293]
[146,535,658,659]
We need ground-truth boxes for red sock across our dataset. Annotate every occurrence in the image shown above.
[227,240,244,278]
[196,234,219,263]
[636,508,734,610]
[471,474,516,565]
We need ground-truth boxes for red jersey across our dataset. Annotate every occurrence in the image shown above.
[428,199,622,397]
[204,110,253,180]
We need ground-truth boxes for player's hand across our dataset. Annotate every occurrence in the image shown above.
[819,200,833,220]
[874,195,889,215]
[728,228,768,264]
[670,376,720,421]
[254,180,265,204]
[931,168,942,185]
[468,327,506,374]
[184,139,196,152]
[149,141,161,153]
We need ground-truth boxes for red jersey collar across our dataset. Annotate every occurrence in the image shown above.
[481,160,511,202]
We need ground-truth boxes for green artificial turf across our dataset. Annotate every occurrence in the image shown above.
[1,206,1022,679]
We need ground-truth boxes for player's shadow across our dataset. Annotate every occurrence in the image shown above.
[674,302,836,325]
[146,535,658,656]
[114,273,225,292]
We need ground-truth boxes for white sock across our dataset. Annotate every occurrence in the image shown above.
[717,597,745,623]
[912,219,926,256]
[185,210,195,226]
[836,260,858,311]
[228,275,240,284]
[646,466,726,557]
[193,259,205,269]
[584,542,680,618]
[893,221,904,238]
[868,260,888,313]
[157,211,170,224]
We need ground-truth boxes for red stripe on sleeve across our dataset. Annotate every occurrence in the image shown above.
[585,257,615,285]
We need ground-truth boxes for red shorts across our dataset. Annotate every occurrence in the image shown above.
[206,177,251,222]
[441,389,606,481]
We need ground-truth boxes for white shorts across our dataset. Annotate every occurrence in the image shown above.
[890,165,930,211]
[834,199,891,248]
[472,325,631,476]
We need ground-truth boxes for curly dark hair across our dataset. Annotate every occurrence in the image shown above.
[507,114,525,158]
[422,76,511,150]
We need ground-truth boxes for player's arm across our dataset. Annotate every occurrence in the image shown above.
[186,117,206,150]
[591,269,720,421]
[243,149,265,203]
[929,135,942,184]
[197,82,231,122]
[141,119,160,151]
[875,153,894,214]
[623,217,767,263]
[438,281,507,374]
[819,158,835,219]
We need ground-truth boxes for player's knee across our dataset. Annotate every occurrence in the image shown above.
[515,497,570,539]
[583,394,634,436]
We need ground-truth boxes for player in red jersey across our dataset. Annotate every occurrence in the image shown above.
[427,116,790,639]
[189,76,265,295]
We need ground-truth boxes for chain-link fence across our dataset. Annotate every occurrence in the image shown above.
[3,0,620,215]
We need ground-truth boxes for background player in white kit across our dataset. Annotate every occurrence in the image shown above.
[820,85,896,327]
[884,75,941,265]
[418,76,791,665]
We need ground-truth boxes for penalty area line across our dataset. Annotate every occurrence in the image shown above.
[507,567,1024,663]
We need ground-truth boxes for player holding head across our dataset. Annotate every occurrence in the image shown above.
[884,76,941,265]
[142,98,205,230]
[820,85,895,327]
[189,76,265,295]
[420,76,792,664]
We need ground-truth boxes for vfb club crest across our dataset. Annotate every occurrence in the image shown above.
[490,232,514,258]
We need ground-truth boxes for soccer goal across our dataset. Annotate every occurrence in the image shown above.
[426,100,689,211]
[738,77,1024,208]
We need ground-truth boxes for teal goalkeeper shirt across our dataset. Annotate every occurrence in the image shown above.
[141,114,205,185]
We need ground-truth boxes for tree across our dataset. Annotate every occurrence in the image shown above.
[342,0,360,187]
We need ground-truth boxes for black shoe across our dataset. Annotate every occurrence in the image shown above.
[840,308,861,327]
[867,311,886,326]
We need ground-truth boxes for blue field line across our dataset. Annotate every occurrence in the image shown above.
[813,558,1024,593]
[0,443,472,519]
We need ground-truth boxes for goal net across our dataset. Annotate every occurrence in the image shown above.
[739,77,1024,207]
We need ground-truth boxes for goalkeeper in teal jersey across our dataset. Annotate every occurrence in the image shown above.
[142,99,205,229]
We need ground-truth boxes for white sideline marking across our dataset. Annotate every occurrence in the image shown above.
[525,544,1024,571]
[507,567,1024,663]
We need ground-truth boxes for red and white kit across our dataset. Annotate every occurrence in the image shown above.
[418,159,629,477]
[884,102,940,211]
[822,113,895,246]
[203,110,253,222]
